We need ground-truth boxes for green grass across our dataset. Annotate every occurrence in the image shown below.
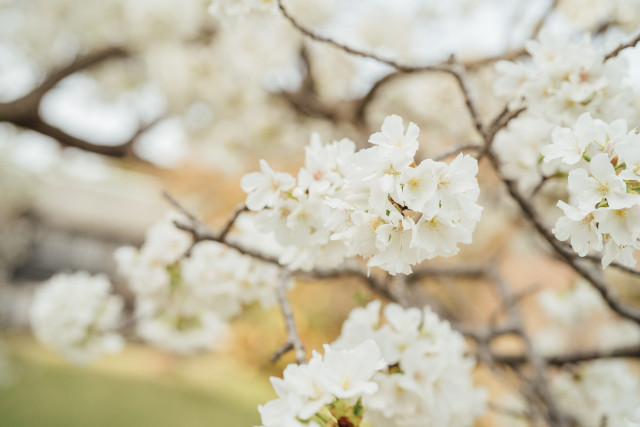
[0,353,265,427]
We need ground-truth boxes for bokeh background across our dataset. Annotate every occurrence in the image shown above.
[1,0,640,426]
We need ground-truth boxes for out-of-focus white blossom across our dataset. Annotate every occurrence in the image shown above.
[115,213,284,354]
[30,272,124,364]
[537,279,605,325]
[242,115,482,274]
[551,360,640,427]
[495,32,634,125]
[493,115,562,194]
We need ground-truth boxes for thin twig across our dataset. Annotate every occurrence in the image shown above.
[530,0,560,40]
[488,283,541,325]
[407,264,488,283]
[489,267,568,427]
[218,204,249,241]
[582,253,640,277]
[270,342,294,363]
[495,343,640,366]
[604,31,640,60]
[484,147,640,325]
[433,144,483,161]
[0,45,159,160]
[274,272,306,364]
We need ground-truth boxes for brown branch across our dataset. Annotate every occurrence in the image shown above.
[604,30,640,60]
[407,264,488,283]
[15,114,160,159]
[581,253,640,277]
[274,272,306,364]
[218,204,249,241]
[489,268,568,426]
[0,45,156,160]
[0,46,128,120]
[530,0,560,40]
[433,144,483,161]
[478,102,640,325]
[488,283,541,325]
[353,72,405,125]
[485,146,640,325]
[270,342,294,363]
[495,343,640,366]
[161,193,534,347]
[277,0,420,72]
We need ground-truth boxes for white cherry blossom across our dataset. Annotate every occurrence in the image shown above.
[30,272,124,364]
[553,201,602,256]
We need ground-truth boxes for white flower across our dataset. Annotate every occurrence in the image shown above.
[593,206,640,246]
[30,272,124,364]
[241,116,482,275]
[616,133,640,181]
[334,302,487,427]
[116,214,283,354]
[276,354,333,419]
[319,340,385,399]
[242,159,296,210]
[553,201,602,256]
[542,121,591,165]
[258,339,383,427]
[412,211,466,259]
[602,239,638,268]
[368,114,419,159]
[398,159,437,211]
[431,154,480,213]
[537,279,605,324]
[494,115,556,194]
[568,153,637,210]
[551,360,640,427]
[497,32,634,124]
[136,309,227,355]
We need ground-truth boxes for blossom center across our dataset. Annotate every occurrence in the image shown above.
[408,178,422,191]
[614,209,628,222]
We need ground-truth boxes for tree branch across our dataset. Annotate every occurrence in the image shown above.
[485,146,640,325]
[274,271,306,364]
[605,30,640,60]
[495,343,640,366]
[489,267,568,426]
[0,45,157,160]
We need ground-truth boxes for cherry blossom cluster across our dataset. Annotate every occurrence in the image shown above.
[258,301,486,427]
[115,213,282,354]
[495,32,634,125]
[493,32,638,196]
[332,301,486,427]
[258,340,384,427]
[550,360,640,427]
[541,113,640,267]
[242,115,482,274]
[30,272,124,364]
